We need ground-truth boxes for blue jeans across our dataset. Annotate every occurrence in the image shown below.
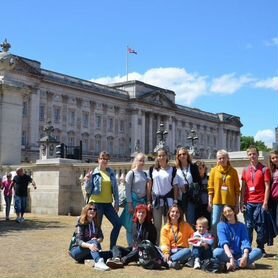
[95,203,121,249]
[70,240,102,262]
[171,248,191,263]
[192,246,212,260]
[14,195,27,216]
[245,203,265,249]
[70,240,111,263]
[186,201,196,226]
[211,205,224,237]
[4,196,12,218]
[213,247,262,266]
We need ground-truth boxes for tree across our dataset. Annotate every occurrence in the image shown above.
[240,136,270,151]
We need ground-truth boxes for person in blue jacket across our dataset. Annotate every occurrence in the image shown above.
[85,151,121,249]
[213,205,262,271]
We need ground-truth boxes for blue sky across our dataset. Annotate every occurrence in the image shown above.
[1,0,277,147]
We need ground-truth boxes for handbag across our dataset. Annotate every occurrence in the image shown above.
[68,231,77,251]
[271,182,278,200]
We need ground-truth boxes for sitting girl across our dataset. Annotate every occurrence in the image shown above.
[69,203,111,271]
[213,205,263,271]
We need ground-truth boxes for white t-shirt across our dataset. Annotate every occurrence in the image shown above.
[151,167,178,207]
[176,167,193,200]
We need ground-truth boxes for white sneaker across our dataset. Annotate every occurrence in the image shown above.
[193,258,201,269]
[94,258,110,271]
[20,217,25,223]
[84,259,95,267]
[16,217,21,223]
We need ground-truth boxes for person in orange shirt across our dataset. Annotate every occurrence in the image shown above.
[160,204,194,269]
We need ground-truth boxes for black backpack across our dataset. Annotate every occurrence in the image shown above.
[201,258,227,273]
[138,240,169,270]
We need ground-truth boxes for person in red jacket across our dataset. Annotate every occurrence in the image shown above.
[240,145,271,256]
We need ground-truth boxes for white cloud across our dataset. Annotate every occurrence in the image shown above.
[264,37,278,47]
[254,76,278,91]
[254,129,275,148]
[210,73,254,94]
[91,67,208,105]
[90,68,276,106]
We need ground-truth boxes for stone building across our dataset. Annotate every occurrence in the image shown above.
[0,41,242,165]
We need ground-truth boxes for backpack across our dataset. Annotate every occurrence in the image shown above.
[138,240,169,270]
[201,258,227,273]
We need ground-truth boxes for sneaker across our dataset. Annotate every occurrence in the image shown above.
[106,258,124,269]
[193,258,201,269]
[20,217,25,223]
[247,263,255,269]
[84,259,95,267]
[16,217,21,223]
[5,217,10,221]
[168,261,182,270]
[94,258,110,271]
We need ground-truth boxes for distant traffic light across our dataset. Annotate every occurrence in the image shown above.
[56,143,65,158]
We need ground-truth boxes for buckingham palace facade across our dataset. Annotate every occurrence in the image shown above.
[0,45,242,165]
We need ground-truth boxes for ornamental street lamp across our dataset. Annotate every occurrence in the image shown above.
[154,122,169,153]
[187,129,199,158]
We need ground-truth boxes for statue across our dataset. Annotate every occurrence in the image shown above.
[0,39,11,52]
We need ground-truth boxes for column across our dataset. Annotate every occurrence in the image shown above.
[29,88,40,148]
[131,109,139,154]
[0,83,26,164]
[141,110,146,153]
[148,113,153,154]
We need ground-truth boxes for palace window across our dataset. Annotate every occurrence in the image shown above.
[54,106,61,124]
[82,112,89,128]
[39,105,45,121]
[96,115,101,129]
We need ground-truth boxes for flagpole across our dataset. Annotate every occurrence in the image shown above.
[126,46,129,81]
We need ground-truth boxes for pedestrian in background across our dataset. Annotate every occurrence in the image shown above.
[11,167,36,223]
[1,173,14,220]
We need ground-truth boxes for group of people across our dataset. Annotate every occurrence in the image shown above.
[68,146,278,272]
[0,167,36,222]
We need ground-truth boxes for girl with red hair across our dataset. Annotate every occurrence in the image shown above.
[106,204,157,268]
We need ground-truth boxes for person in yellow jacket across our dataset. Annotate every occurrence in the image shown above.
[160,204,194,269]
[208,149,240,238]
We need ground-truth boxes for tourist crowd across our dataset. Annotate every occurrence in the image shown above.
[67,146,278,272]
[1,146,277,272]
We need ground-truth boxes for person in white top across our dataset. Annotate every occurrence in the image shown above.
[148,148,178,244]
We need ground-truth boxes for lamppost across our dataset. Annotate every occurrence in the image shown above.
[154,122,169,153]
[187,129,199,157]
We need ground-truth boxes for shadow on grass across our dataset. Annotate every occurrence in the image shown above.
[0,218,67,236]
[254,263,274,270]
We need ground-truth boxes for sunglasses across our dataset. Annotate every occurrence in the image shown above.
[88,208,97,211]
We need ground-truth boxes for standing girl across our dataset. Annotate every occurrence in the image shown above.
[149,148,179,244]
[268,150,278,228]
[120,153,151,246]
[175,147,202,225]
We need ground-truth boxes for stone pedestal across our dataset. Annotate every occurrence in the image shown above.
[31,158,84,215]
